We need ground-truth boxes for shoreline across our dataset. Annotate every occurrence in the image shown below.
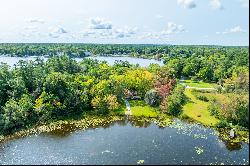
[0,114,248,145]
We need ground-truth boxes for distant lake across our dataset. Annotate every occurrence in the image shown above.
[0,119,248,165]
[0,56,164,67]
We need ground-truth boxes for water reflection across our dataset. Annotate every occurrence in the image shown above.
[225,141,242,151]
[0,118,248,165]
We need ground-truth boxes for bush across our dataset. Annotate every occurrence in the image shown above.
[220,94,249,128]
[215,85,223,94]
[91,94,120,115]
[160,85,186,116]
[196,94,209,102]
[191,89,209,102]
[144,89,161,107]
[216,120,230,128]
[208,103,221,118]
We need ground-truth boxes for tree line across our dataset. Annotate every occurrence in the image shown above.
[0,44,248,82]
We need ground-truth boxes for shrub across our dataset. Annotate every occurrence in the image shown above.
[208,103,221,118]
[216,120,230,128]
[91,94,120,115]
[196,94,209,102]
[220,94,249,128]
[144,89,161,107]
[160,85,186,116]
[215,85,223,94]
[191,89,209,102]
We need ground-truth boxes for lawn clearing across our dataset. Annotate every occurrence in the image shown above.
[129,100,159,118]
[182,89,219,126]
[181,80,217,88]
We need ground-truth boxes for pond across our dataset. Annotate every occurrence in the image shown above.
[0,56,163,67]
[0,118,248,165]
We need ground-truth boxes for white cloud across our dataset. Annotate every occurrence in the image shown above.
[49,27,68,38]
[210,0,224,10]
[217,26,247,34]
[139,22,185,40]
[162,22,185,35]
[229,26,246,33]
[55,27,68,34]
[138,32,174,43]
[113,27,138,38]
[239,0,249,8]
[81,26,137,39]
[89,17,112,29]
[139,33,162,39]
[177,0,196,9]
[82,30,96,37]
[26,18,44,24]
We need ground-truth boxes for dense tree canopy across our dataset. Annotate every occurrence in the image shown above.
[0,44,248,134]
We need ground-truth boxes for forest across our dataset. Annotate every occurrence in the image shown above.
[0,44,249,137]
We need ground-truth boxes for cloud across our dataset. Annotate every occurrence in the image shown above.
[82,30,96,37]
[113,27,137,38]
[138,32,174,43]
[210,0,224,10]
[89,17,112,29]
[139,22,185,40]
[177,0,196,9]
[229,26,246,33]
[139,33,163,39]
[49,27,68,38]
[217,26,246,34]
[82,25,137,39]
[55,27,68,34]
[26,18,44,24]
[162,22,185,35]
[239,0,249,8]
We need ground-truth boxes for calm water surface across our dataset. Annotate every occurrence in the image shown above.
[0,56,163,67]
[0,119,248,165]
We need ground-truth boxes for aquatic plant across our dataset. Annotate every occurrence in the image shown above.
[137,160,144,164]
[195,146,204,154]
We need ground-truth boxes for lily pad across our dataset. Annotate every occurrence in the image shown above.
[137,160,144,164]
[195,146,204,155]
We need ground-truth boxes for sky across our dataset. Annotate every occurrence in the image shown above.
[0,0,248,45]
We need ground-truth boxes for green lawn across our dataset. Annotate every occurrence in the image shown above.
[181,80,217,88]
[129,100,159,118]
[182,89,219,126]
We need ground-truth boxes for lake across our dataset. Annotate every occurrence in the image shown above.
[0,118,248,165]
[0,56,164,67]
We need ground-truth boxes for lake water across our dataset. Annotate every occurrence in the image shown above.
[0,56,163,67]
[0,119,248,165]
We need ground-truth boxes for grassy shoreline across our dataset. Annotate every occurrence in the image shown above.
[0,111,248,145]
[0,113,174,144]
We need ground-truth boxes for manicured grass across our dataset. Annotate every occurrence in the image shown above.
[182,89,219,126]
[129,100,159,118]
[181,80,217,88]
